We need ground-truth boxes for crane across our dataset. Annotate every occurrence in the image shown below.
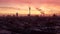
[36,8,45,16]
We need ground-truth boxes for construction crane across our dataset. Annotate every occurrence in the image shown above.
[36,8,45,16]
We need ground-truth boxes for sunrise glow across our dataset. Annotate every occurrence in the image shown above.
[0,0,60,16]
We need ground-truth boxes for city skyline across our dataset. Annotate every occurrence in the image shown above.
[0,0,60,16]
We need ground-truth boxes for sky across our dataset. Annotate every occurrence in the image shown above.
[0,0,60,16]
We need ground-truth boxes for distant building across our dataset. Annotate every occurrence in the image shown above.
[28,14,30,16]
[53,14,57,17]
[16,12,18,17]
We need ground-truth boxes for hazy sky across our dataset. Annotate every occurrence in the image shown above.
[0,0,60,5]
[0,0,60,6]
[0,0,60,15]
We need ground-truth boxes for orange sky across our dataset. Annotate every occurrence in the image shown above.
[0,0,60,16]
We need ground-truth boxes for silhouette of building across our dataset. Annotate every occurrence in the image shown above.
[53,14,57,17]
[16,12,18,17]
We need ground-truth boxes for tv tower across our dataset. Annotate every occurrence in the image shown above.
[28,0,31,16]
[28,7,31,16]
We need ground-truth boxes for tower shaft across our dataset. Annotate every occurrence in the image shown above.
[28,7,31,16]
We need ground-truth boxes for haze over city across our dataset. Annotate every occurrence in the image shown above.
[0,0,60,16]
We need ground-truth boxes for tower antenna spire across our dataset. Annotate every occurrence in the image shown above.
[28,0,31,16]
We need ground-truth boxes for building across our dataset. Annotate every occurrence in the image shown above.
[16,12,18,17]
